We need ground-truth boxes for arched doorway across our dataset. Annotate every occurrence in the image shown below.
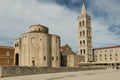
[15,53,19,65]
[32,60,35,67]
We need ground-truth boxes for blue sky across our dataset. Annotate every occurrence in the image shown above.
[0,0,120,51]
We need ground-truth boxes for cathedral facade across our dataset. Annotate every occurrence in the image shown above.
[14,24,61,67]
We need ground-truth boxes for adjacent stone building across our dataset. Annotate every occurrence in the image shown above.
[93,46,120,66]
[0,45,14,66]
[77,3,93,62]
[14,24,61,67]
[60,44,84,67]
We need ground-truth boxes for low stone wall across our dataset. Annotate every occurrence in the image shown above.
[0,66,106,78]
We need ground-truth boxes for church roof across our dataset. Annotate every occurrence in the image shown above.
[93,46,120,50]
[29,24,48,29]
[60,44,76,55]
[0,45,14,49]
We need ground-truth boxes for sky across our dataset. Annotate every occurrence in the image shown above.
[0,0,120,51]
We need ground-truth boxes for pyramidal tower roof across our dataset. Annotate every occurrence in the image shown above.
[81,3,87,15]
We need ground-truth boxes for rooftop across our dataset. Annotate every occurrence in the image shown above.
[94,45,120,50]
[0,45,14,49]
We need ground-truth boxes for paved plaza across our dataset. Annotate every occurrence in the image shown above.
[0,69,120,80]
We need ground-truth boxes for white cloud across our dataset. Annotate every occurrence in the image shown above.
[0,0,78,51]
[0,0,120,51]
[88,0,120,48]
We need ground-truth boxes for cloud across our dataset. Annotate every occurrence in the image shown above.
[88,0,120,48]
[0,0,78,51]
[69,0,82,4]
[0,0,120,51]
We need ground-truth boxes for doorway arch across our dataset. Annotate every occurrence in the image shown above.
[15,53,19,65]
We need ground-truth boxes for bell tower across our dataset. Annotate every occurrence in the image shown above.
[77,3,93,62]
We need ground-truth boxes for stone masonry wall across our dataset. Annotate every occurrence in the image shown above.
[0,66,105,78]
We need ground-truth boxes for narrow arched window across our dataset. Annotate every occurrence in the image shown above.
[83,31,85,36]
[82,20,85,26]
[79,22,81,27]
[80,32,82,36]
[80,50,82,54]
[83,49,85,54]
[83,40,85,45]
[80,41,82,45]
[44,56,46,61]
[39,28,40,31]
[52,57,54,61]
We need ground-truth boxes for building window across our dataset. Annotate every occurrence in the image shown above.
[15,44,16,47]
[83,31,85,36]
[105,58,107,60]
[52,57,54,61]
[79,22,81,27]
[100,54,102,57]
[110,50,113,52]
[115,53,118,56]
[105,54,107,60]
[6,51,10,56]
[39,28,40,31]
[95,51,98,53]
[116,58,118,61]
[82,20,85,26]
[44,56,46,61]
[104,50,108,52]
[110,54,112,56]
[15,43,19,47]
[80,50,82,54]
[105,54,107,57]
[17,43,19,47]
[83,40,85,45]
[80,32,82,36]
[80,41,82,45]
[83,49,85,54]
[56,57,58,61]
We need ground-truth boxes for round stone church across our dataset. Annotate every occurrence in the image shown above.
[14,24,60,67]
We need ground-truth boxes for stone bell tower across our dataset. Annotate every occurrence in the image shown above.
[77,3,93,62]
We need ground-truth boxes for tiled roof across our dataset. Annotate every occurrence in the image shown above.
[0,45,14,49]
[93,46,120,50]
[60,44,76,55]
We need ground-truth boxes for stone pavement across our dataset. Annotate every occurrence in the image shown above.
[0,69,120,80]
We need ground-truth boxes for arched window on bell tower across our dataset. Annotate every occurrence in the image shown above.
[83,49,85,54]
[80,32,82,36]
[80,41,82,45]
[79,22,81,27]
[80,50,82,54]
[83,40,85,45]
[83,31,85,36]
[82,20,85,26]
